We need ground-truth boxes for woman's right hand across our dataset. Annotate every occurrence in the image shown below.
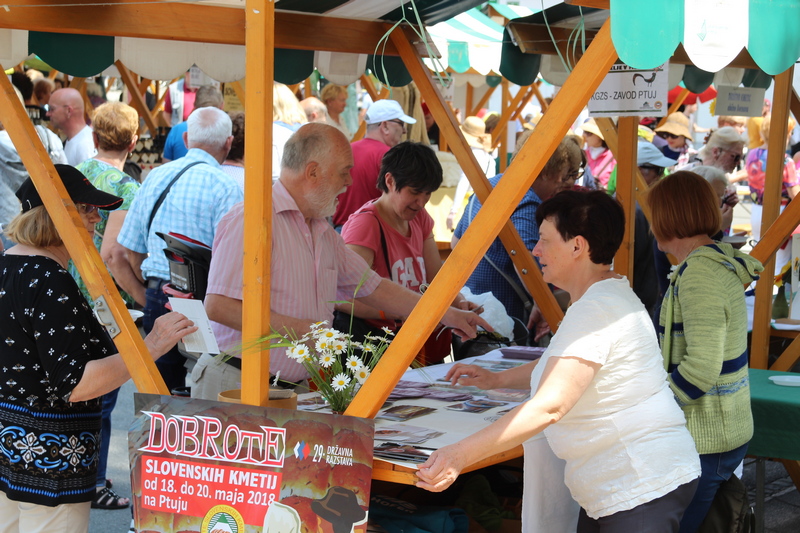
[445,363,499,389]
[144,312,197,359]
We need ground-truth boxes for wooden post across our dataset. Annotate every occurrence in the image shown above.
[465,83,474,117]
[613,116,638,280]
[0,66,168,394]
[240,0,274,406]
[115,61,159,138]
[491,81,529,150]
[360,74,380,101]
[751,67,794,370]
[595,118,652,222]
[347,19,617,419]
[531,81,548,112]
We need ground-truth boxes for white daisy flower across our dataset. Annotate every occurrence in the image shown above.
[331,373,351,391]
[355,367,370,384]
[331,339,347,354]
[345,355,363,372]
[310,321,328,330]
[380,326,395,336]
[319,353,335,368]
[287,343,309,361]
[318,328,340,340]
[361,344,375,354]
[316,339,332,352]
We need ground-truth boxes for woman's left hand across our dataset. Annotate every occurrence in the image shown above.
[144,312,198,359]
[415,445,466,492]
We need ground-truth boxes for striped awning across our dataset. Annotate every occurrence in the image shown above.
[425,8,505,76]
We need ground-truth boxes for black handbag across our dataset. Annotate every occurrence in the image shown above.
[697,474,755,533]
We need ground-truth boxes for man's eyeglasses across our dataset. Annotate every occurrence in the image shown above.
[657,132,680,140]
[387,119,406,128]
[75,204,98,215]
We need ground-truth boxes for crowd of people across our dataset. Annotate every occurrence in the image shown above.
[0,69,783,533]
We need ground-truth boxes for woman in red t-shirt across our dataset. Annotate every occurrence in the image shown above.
[340,142,475,362]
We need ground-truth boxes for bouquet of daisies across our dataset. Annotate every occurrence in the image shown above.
[282,321,393,413]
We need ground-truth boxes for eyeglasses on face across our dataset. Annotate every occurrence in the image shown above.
[657,132,680,140]
[75,203,98,215]
[387,119,406,128]
[721,148,742,165]
[566,167,585,181]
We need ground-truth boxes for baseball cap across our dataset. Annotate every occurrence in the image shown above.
[365,100,416,125]
[16,164,124,213]
[637,141,677,168]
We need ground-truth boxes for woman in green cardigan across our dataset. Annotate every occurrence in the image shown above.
[648,171,763,532]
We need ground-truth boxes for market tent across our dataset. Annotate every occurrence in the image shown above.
[0,0,484,85]
[425,7,504,76]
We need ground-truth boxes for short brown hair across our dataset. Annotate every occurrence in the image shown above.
[4,206,62,247]
[647,171,721,242]
[760,113,796,145]
[514,132,582,179]
[92,102,139,152]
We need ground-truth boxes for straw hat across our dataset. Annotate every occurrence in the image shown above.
[581,118,605,140]
[460,116,492,152]
[655,112,693,140]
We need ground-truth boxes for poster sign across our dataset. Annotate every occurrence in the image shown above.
[130,394,374,533]
[588,63,668,117]
[714,86,766,118]
[187,65,220,90]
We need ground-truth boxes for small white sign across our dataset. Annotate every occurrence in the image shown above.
[168,298,220,354]
[588,63,669,117]
[714,86,766,118]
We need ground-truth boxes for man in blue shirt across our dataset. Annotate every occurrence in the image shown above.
[161,85,224,162]
[452,134,582,324]
[119,107,243,391]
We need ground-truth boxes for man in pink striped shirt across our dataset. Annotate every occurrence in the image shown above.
[191,123,489,400]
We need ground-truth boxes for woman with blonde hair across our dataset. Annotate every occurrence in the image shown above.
[0,166,195,532]
[320,83,351,140]
[272,83,307,182]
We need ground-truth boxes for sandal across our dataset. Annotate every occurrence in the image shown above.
[92,486,130,510]
[105,478,113,489]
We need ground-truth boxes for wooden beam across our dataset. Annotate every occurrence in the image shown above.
[750,198,800,265]
[154,76,181,116]
[657,88,689,128]
[240,0,274,406]
[115,61,158,139]
[511,87,535,121]
[469,85,497,117]
[613,116,638,280]
[0,64,168,394]
[347,19,617,419]
[498,80,510,171]
[751,67,794,370]
[465,83,474,118]
[0,4,404,56]
[769,334,800,371]
[360,74,380,102]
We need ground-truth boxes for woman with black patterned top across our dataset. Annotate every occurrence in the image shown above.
[0,165,196,533]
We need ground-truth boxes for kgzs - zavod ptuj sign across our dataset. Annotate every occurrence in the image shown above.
[130,394,374,533]
[588,63,669,118]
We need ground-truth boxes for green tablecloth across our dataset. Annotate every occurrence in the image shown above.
[748,368,800,461]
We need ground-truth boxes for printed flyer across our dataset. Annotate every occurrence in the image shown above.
[130,394,375,533]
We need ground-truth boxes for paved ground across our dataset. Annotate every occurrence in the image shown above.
[89,201,800,533]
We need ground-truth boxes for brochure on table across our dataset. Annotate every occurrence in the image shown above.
[298,350,536,469]
[130,394,374,533]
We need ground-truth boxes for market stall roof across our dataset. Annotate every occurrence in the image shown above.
[501,2,778,91]
[610,0,800,76]
[0,0,483,84]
